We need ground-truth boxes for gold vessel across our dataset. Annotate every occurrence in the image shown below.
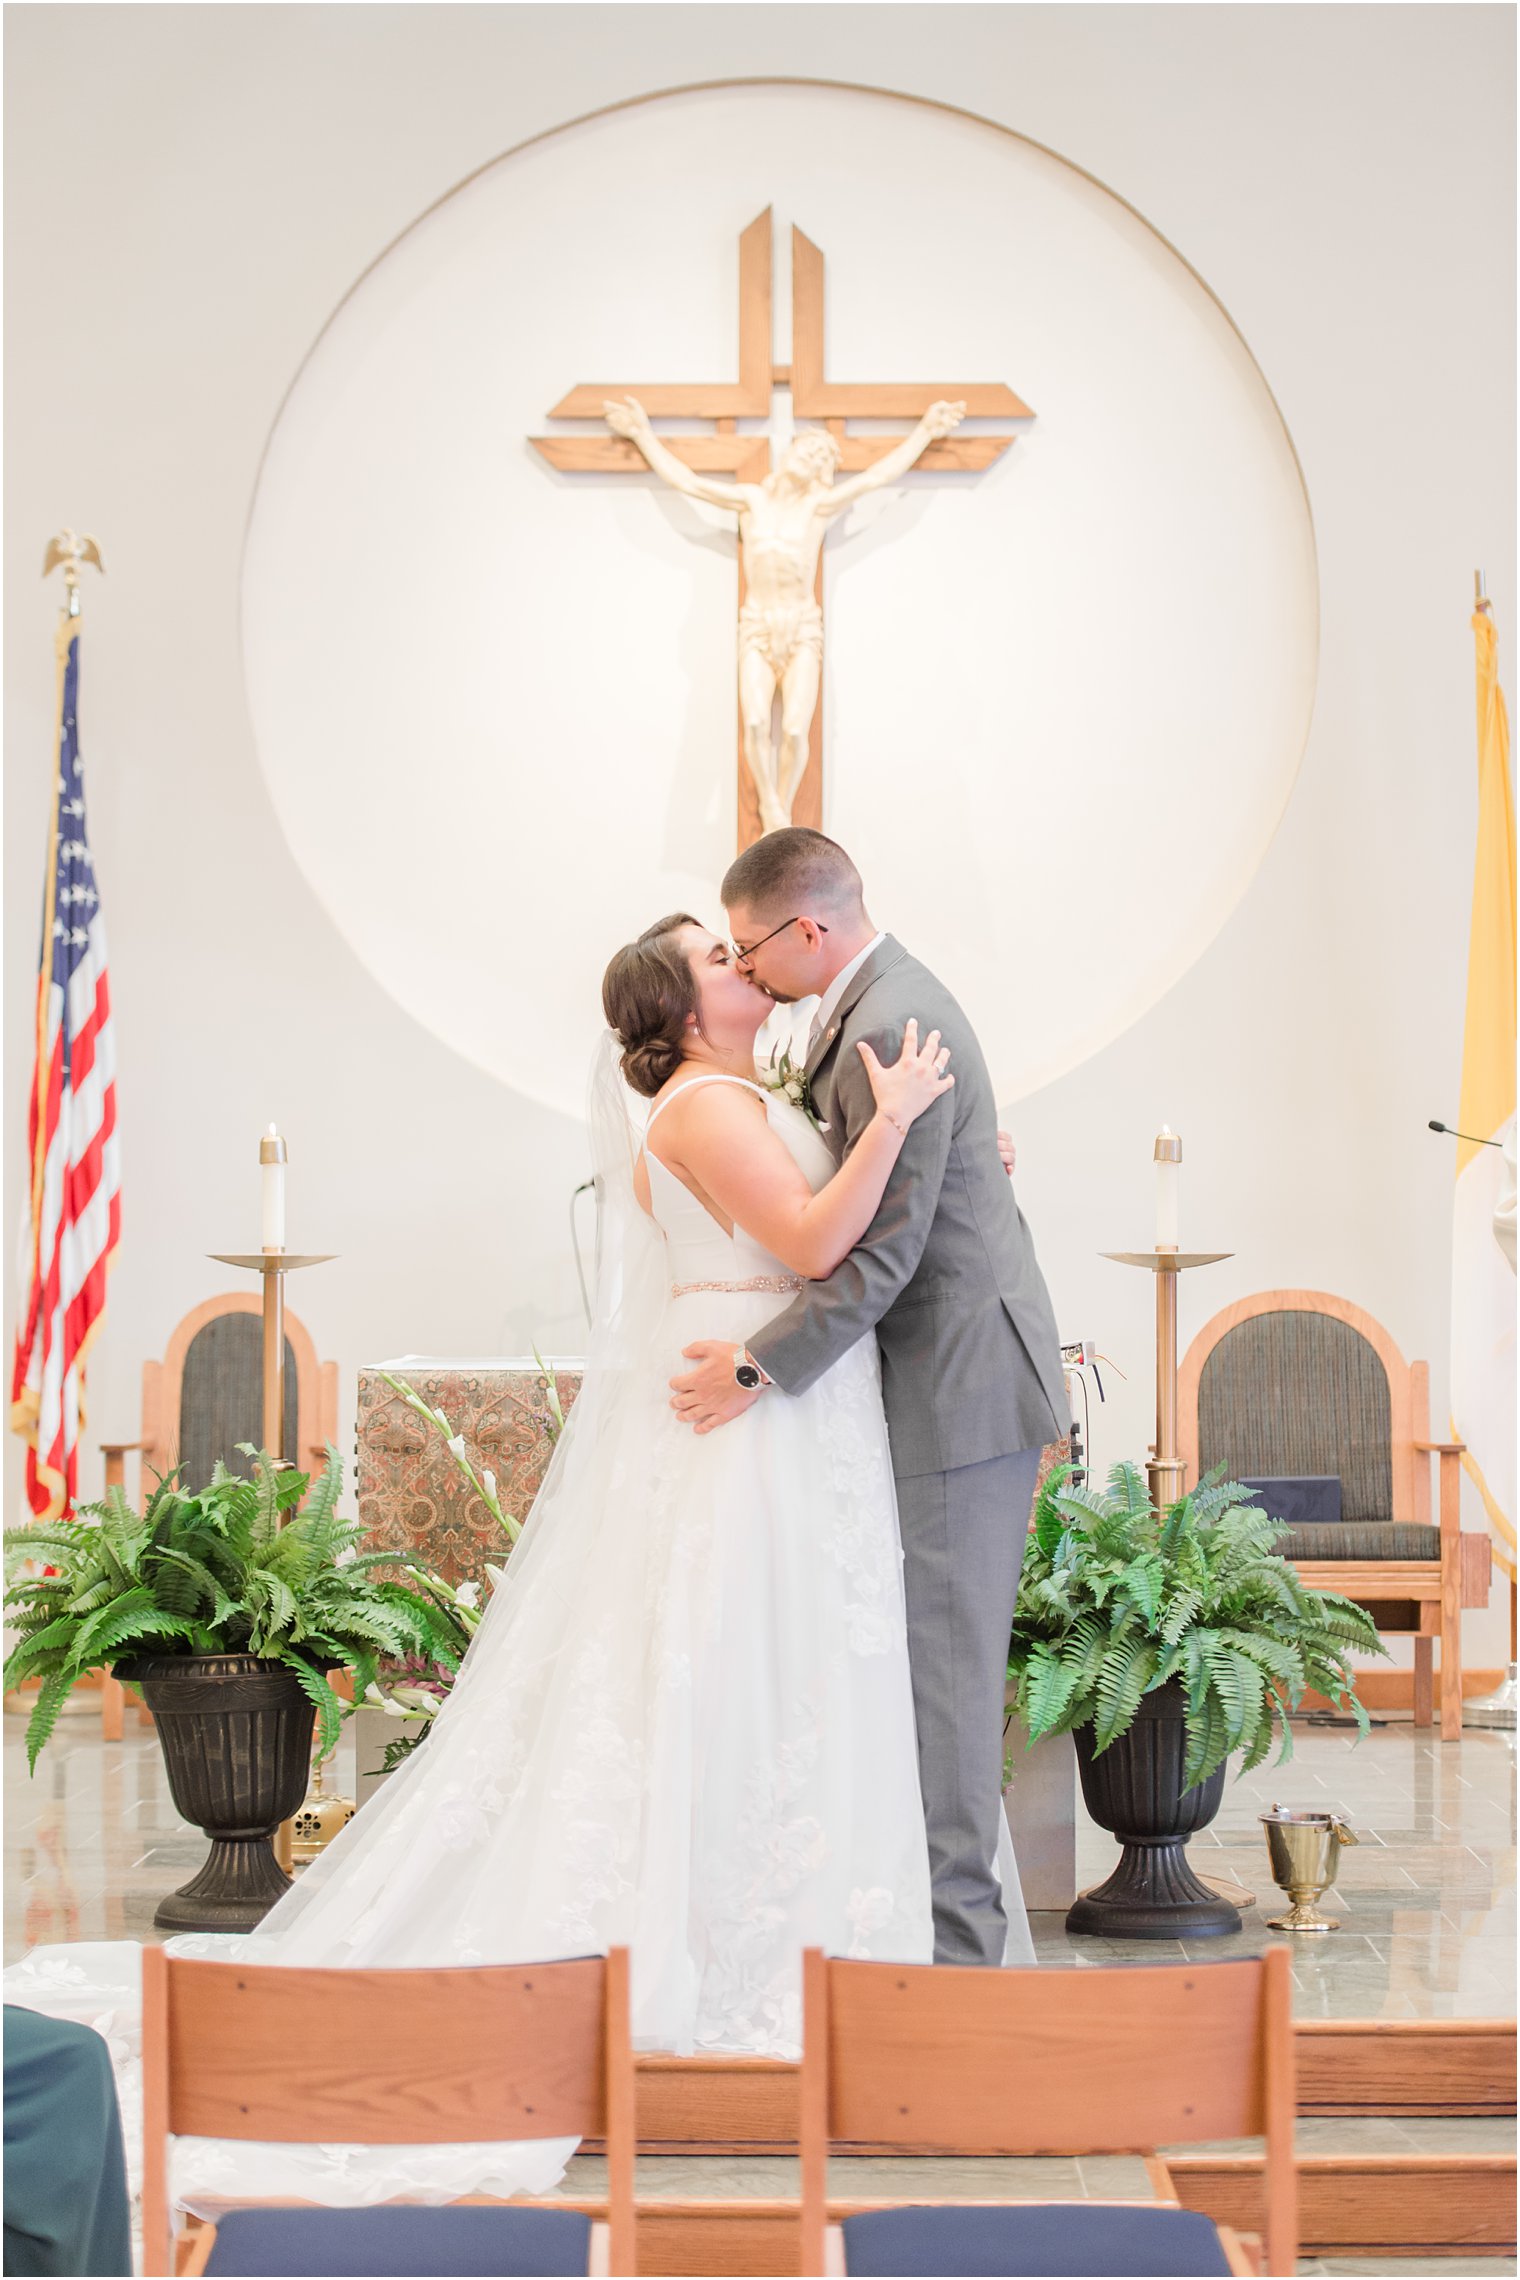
[290,1750,355,1866]
[1260,1804,1357,1932]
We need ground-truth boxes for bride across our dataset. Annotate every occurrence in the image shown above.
[5,910,1032,2209]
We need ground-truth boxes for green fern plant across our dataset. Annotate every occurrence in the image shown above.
[1008,1461,1385,1787]
[3,1447,469,1771]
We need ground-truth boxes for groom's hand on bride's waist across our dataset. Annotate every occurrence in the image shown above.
[670,1342,770,1434]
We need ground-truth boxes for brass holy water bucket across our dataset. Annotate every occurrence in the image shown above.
[1259,1804,1358,1932]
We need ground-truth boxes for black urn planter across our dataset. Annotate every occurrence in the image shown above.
[116,1653,317,1933]
[1067,1679,1241,1939]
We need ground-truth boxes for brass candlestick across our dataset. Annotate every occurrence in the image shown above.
[208,1247,337,1873]
[1099,1245,1232,1510]
[205,1248,338,1462]
[1101,1129,1232,1508]
[1103,1129,1250,1906]
[211,1134,339,1872]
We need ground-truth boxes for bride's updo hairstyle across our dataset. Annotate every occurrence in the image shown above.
[602,912,705,1098]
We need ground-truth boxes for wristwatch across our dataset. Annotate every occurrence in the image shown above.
[734,1348,766,1391]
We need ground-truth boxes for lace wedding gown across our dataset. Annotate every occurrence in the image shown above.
[5,1071,1031,2213]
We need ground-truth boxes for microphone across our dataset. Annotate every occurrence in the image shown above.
[1429,1120,1502,1149]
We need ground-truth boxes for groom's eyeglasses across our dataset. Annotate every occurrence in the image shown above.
[730,917,829,965]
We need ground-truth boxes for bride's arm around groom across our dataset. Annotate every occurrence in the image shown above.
[672,836,1065,1475]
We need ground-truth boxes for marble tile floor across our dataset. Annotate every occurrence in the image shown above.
[6,1710,1516,2010]
[1051,1715,1517,2021]
[7,1709,1515,2278]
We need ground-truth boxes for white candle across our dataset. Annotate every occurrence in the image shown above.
[1155,1127,1180,1250]
[260,1124,287,1251]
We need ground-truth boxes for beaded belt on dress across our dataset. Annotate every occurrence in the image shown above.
[669,1274,805,1298]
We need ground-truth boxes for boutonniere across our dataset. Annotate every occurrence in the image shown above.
[760,1045,826,1133]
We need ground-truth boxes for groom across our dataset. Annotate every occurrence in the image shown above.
[670,827,1067,1969]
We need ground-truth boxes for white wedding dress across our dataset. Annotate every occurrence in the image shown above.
[5,1062,1032,2214]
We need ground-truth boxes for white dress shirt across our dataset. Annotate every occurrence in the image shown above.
[808,930,887,1057]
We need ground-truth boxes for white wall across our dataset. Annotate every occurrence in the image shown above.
[5,5,1515,1665]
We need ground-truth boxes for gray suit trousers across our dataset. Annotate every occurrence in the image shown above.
[896,1447,1042,1967]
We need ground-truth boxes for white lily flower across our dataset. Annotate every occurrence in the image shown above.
[454,1581,481,1611]
[484,1563,508,1593]
[446,1434,468,1459]
[481,1469,497,1500]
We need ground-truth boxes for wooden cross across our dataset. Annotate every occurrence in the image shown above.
[532,210,1033,850]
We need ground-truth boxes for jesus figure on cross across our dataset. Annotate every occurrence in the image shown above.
[603,394,966,833]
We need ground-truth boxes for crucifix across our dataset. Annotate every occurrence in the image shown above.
[531,211,1032,851]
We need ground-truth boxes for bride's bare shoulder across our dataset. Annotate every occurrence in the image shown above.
[654,1074,767,1114]
[650,1076,768,1153]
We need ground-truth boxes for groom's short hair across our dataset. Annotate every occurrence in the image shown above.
[722,828,865,923]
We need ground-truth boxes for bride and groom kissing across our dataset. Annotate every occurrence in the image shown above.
[261,826,1065,2044]
[3,825,1069,2212]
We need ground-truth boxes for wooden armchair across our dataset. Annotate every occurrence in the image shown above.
[1180,1290,1492,1742]
[95,1294,338,1739]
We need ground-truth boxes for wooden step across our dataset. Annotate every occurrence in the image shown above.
[1170,2152,1518,2258]
[543,2156,1518,2274]
[587,2020,1516,2154]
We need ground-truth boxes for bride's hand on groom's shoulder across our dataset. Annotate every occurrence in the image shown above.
[857,1017,954,1135]
[998,1129,1016,1176]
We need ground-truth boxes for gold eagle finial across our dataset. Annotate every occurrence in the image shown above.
[42,530,105,615]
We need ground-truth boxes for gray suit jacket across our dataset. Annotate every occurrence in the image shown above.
[747,936,1067,1478]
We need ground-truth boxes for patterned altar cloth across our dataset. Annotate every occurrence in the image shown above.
[355,1357,583,1585]
[357,1354,1069,1587]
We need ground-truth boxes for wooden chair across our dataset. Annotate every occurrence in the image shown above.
[142,1947,634,2278]
[800,1946,1294,2279]
[95,1294,338,1740]
[1179,1290,1493,1742]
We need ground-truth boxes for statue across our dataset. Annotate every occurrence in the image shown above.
[602,396,967,833]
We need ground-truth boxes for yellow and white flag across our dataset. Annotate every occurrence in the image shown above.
[1450,604,1517,1579]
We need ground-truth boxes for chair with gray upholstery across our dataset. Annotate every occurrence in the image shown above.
[93,1293,338,1738]
[1180,1289,1491,1740]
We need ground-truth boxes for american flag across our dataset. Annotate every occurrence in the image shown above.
[10,614,121,1521]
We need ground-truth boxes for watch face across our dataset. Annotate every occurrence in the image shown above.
[735,1363,763,1390]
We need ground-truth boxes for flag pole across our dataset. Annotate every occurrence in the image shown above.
[13,535,107,1525]
[1459,569,1517,1730]
[29,540,102,1256]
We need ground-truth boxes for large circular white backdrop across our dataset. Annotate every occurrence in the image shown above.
[243,80,1317,1115]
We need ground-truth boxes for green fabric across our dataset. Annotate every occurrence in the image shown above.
[1275,1521,1441,1561]
[3,2006,131,2278]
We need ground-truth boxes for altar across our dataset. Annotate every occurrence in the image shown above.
[355,1355,584,1580]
